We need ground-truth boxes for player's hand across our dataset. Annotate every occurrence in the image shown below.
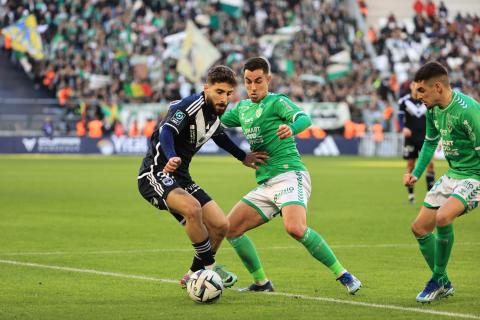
[163,157,181,173]
[403,173,418,186]
[277,124,293,139]
[402,127,412,138]
[242,151,269,169]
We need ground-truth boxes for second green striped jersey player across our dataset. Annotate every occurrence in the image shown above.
[221,57,362,294]
[405,61,480,303]
[412,90,480,185]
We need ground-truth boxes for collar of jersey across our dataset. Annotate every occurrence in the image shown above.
[437,90,457,112]
[249,92,271,106]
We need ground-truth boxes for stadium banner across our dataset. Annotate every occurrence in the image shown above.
[299,102,351,130]
[0,135,360,156]
[176,20,221,84]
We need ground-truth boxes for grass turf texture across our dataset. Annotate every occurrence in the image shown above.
[0,155,478,320]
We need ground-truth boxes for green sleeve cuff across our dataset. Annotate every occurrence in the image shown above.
[288,113,312,135]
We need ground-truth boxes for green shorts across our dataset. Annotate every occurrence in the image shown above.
[424,174,480,213]
[242,171,311,221]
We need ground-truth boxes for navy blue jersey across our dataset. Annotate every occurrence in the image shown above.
[398,93,427,142]
[138,93,223,180]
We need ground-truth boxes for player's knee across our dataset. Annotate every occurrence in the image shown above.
[435,214,451,227]
[182,201,202,222]
[411,221,429,237]
[216,218,229,237]
[226,225,241,238]
[285,224,306,240]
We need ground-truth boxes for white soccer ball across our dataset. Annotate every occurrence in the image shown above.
[186,269,224,303]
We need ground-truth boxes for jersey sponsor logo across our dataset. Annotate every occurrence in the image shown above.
[189,124,196,144]
[441,139,459,156]
[273,186,295,202]
[185,183,200,194]
[313,136,340,156]
[171,110,186,125]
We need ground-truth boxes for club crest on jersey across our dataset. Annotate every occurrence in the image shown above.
[171,110,186,125]
[162,176,174,186]
[255,108,263,118]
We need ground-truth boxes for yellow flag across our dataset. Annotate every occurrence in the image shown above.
[176,20,221,84]
[1,15,44,60]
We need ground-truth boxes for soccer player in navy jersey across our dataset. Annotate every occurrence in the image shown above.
[138,65,267,288]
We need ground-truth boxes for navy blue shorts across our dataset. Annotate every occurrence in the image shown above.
[137,172,212,224]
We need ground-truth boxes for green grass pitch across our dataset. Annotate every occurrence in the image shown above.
[0,155,478,320]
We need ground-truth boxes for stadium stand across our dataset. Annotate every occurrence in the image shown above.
[0,0,478,144]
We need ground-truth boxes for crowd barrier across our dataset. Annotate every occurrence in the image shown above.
[0,135,362,156]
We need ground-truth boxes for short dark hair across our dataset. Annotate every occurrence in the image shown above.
[414,61,449,82]
[244,57,270,74]
[206,65,237,86]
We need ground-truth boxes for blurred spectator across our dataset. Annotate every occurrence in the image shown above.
[113,120,125,137]
[128,119,140,137]
[358,0,368,18]
[42,117,54,138]
[76,119,86,137]
[425,1,436,19]
[413,0,425,16]
[87,116,103,138]
[142,118,156,138]
[438,1,448,18]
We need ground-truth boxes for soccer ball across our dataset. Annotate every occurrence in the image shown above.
[186,269,224,303]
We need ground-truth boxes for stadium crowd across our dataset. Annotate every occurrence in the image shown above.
[0,0,478,138]
[369,0,480,102]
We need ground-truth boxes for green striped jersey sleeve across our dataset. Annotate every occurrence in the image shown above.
[412,111,439,179]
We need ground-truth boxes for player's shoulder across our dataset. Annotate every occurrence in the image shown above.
[398,93,411,105]
[236,99,251,107]
[169,93,204,115]
[268,92,292,103]
[455,91,479,110]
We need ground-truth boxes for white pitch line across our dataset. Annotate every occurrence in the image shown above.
[266,291,480,319]
[1,242,479,256]
[0,259,176,284]
[0,259,479,320]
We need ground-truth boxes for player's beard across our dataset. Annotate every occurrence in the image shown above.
[206,97,227,115]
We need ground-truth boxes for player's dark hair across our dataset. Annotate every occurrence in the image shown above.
[414,61,449,82]
[244,57,270,74]
[206,65,237,86]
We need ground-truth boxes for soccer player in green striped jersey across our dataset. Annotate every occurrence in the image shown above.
[221,57,361,294]
[404,61,480,303]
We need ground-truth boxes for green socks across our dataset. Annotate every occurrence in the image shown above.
[228,235,267,282]
[299,227,345,276]
[416,233,436,271]
[433,224,454,284]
